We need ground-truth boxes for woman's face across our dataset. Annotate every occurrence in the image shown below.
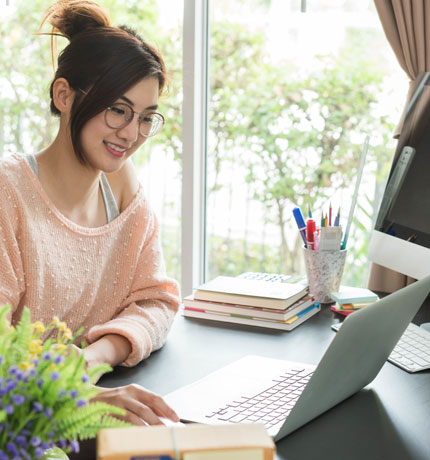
[80,77,160,173]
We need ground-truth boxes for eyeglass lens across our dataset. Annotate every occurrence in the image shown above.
[105,103,164,137]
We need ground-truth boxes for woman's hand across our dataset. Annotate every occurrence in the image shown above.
[92,384,180,426]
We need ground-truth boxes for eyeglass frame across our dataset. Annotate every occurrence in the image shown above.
[78,89,165,138]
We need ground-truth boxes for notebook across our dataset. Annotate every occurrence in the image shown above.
[165,275,430,442]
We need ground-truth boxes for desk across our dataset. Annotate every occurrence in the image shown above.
[74,297,430,460]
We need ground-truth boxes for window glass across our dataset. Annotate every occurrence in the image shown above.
[206,0,407,286]
[0,0,183,283]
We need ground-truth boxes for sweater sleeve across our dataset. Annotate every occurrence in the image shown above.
[0,185,25,316]
[86,206,180,367]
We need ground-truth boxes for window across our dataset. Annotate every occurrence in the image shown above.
[203,0,407,288]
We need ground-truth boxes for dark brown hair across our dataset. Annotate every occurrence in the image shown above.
[40,0,166,163]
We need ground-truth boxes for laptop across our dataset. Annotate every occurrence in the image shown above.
[165,275,430,442]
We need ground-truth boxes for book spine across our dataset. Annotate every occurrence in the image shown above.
[183,297,314,321]
[183,303,320,331]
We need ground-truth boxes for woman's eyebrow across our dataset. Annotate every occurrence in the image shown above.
[119,95,158,111]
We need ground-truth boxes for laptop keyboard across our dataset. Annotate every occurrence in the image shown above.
[205,367,313,429]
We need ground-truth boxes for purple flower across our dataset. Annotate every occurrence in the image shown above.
[69,440,80,453]
[6,442,18,456]
[4,404,13,415]
[0,389,6,397]
[44,408,53,417]
[33,402,43,412]
[69,389,78,398]
[37,379,44,388]
[76,399,87,407]
[8,366,18,375]
[50,371,60,381]
[11,394,25,406]
[0,452,7,460]
[30,436,41,447]
[57,439,67,448]
[42,352,51,361]
[5,380,17,392]
[34,447,45,458]
[32,359,40,366]
[81,374,90,383]
[15,369,24,381]
[28,368,36,377]
[19,449,32,460]
[58,389,66,397]
[0,355,3,364]
[15,436,27,448]
[54,355,63,364]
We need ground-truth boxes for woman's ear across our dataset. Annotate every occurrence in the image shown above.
[52,78,75,114]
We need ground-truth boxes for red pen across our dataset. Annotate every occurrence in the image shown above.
[306,219,316,250]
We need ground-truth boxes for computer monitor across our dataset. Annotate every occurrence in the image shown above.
[368,73,430,280]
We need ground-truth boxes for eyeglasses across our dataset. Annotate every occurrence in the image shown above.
[105,103,164,138]
[78,89,164,138]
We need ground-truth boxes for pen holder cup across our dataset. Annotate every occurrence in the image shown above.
[303,248,347,303]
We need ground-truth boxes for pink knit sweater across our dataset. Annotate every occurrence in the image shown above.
[0,153,180,366]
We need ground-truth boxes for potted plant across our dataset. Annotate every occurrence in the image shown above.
[0,305,129,459]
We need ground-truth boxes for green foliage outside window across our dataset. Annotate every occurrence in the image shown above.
[0,1,398,288]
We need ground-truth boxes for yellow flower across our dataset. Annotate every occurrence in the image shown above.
[63,328,73,340]
[30,339,43,355]
[51,316,60,326]
[58,321,68,331]
[32,321,45,334]
[52,343,67,352]
[19,361,34,371]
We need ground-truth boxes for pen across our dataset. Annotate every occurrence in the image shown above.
[308,204,313,219]
[293,207,307,247]
[334,208,340,226]
[329,202,332,226]
[321,214,325,228]
[342,135,370,249]
[306,219,316,250]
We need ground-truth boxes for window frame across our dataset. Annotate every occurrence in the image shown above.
[181,0,210,297]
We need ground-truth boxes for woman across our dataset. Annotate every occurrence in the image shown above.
[0,0,180,425]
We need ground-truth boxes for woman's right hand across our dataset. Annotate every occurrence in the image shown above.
[92,384,180,426]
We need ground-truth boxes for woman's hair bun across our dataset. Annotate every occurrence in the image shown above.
[41,0,111,40]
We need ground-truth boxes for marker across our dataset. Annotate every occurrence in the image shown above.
[314,230,320,251]
[293,207,307,247]
[321,214,325,228]
[306,219,316,250]
[329,203,332,226]
[308,204,313,219]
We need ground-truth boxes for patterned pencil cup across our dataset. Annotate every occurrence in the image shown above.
[303,248,347,303]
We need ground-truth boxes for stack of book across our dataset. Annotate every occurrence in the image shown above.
[330,286,379,317]
[183,275,320,331]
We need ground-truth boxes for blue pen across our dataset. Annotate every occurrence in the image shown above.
[334,207,340,226]
[292,207,307,247]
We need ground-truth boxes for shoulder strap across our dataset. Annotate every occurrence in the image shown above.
[100,172,120,223]
[24,154,39,176]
